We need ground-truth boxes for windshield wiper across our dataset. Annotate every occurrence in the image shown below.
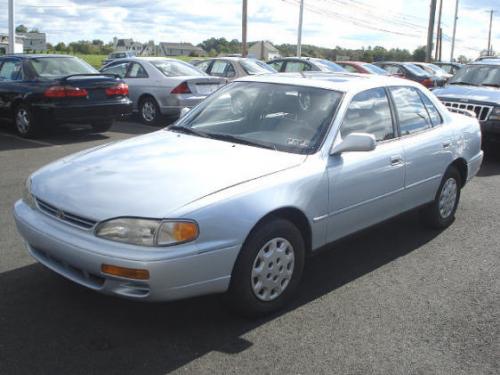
[208,133,277,151]
[168,125,211,138]
[449,81,478,86]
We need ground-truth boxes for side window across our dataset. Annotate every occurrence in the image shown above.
[418,91,443,126]
[210,60,231,77]
[226,63,236,78]
[196,60,211,73]
[340,87,395,142]
[127,62,148,78]
[390,86,432,135]
[342,64,358,73]
[0,60,22,81]
[284,62,309,72]
[101,62,129,78]
[269,61,284,72]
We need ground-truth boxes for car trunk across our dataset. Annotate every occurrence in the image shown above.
[174,76,226,96]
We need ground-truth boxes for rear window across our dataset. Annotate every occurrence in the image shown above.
[240,59,276,75]
[29,57,97,78]
[404,63,428,76]
[151,60,206,77]
[362,63,388,75]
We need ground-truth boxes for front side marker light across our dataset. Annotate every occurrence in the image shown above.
[101,264,150,280]
[156,221,199,246]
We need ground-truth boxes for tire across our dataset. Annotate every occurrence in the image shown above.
[421,166,462,229]
[91,120,113,133]
[139,96,160,125]
[226,218,305,318]
[13,104,40,138]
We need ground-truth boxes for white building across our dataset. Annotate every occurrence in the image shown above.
[248,41,281,61]
[0,34,24,55]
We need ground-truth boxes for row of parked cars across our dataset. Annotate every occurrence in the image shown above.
[0,53,498,145]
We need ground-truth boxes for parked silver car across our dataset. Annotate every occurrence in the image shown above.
[192,57,276,81]
[14,73,483,317]
[101,57,226,124]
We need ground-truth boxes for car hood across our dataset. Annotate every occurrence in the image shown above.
[31,130,306,221]
[434,84,500,105]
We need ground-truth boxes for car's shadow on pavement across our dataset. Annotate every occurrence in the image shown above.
[0,211,443,375]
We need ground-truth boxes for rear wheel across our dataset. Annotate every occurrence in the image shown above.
[421,166,461,229]
[14,104,39,138]
[226,218,305,318]
[91,120,113,133]
[139,96,160,125]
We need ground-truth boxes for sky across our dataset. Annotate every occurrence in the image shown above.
[0,0,499,59]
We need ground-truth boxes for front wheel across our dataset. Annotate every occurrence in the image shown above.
[421,166,462,229]
[14,104,40,138]
[226,218,305,318]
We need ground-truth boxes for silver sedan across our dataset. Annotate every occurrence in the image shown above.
[14,73,483,317]
[192,57,276,81]
[101,57,226,124]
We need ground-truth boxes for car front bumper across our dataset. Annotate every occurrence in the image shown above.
[13,200,240,302]
[33,98,133,124]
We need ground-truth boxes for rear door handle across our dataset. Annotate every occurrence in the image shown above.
[390,155,404,166]
[442,141,451,149]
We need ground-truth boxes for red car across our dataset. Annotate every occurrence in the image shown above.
[337,61,389,75]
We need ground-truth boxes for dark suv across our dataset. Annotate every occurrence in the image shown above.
[433,60,500,143]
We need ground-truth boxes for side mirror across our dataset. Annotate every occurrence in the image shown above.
[180,107,191,118]
[330,133,376,155]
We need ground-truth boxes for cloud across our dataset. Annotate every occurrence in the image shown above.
[0,0,497,59]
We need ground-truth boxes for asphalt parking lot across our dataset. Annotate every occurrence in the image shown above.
[0,120,499,375]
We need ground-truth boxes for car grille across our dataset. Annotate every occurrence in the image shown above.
[36,198,97,229]
[442,101,493,121]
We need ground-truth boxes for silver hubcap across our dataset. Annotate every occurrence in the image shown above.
[251,237,295,302]
[16,108,30,134]
[141,100,156,122]
[439,177,458,219]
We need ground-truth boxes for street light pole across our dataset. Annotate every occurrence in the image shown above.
[242,0,248,57]
[487,10,494,55]
[426,0,437,62]
[8,0,15,54]
[297,0,304,57]
[450,0,459,62]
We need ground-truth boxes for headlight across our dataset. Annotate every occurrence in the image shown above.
[23,177,36,209]
[95,218,198,247]
[489,107,500,121]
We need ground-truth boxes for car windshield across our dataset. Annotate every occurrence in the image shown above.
[362,63,388,75]
[151,59,206,77]
[29,57,98,78]
[170,82,342,154]
[449,64,500,86]
[240,59,276,74]
[313,59,345,72]
[404,63,428,76]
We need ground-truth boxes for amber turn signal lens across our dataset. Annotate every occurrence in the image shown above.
[156,221,199,245]
[101,264,150,280]
[173,222,198,241]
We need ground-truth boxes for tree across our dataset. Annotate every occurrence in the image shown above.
[412,46,426,62]
[16,25,28,33]
[54,42,67,52]
[29,28,40,33]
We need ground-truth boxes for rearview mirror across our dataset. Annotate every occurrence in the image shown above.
[330,133,376,155]
[180,107,190,118]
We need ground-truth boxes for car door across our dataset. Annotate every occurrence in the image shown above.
[124,62,150,107]
[0,58,23,119]
[388,86,454,210]
[326,87,405,243]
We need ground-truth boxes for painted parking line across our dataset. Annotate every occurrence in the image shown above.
[0,131,58,147]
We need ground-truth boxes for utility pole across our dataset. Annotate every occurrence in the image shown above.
[434,0,443,61]
[487,10,494,55]
[8,0,15,54]
[297,0,304,57]
[450,0,459,61]
[426,0,437,62]
[242,0,248,57]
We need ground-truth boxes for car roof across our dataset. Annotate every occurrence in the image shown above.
[470,59,500,66]
[0,54,77,60]
[235,72,423,93]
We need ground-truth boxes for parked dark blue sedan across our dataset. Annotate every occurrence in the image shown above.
[0,54,132,137]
